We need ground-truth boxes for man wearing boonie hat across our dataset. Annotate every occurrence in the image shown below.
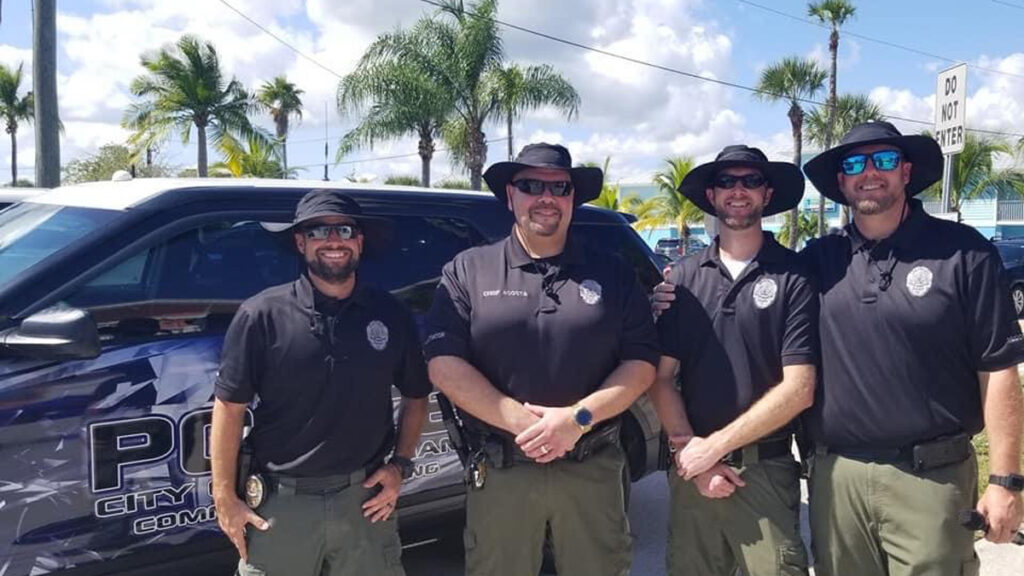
[647,144,818,575]
[423,143,660,576]
[801,121,1024,575]
[211,189,430,576]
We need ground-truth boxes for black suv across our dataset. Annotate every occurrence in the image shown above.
[0,180,665,576]
[993,238,1024,315]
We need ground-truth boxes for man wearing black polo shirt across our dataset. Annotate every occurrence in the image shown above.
[423,143,659,576]
[210,190,430,576]
[649,145,817,576]
[801,121,1024,575]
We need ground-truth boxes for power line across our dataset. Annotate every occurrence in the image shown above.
[417,0,1024,140]
[990,0,1024,10]
[216,0,344,80]
[288,137,510,170]
[737,0,1024,82]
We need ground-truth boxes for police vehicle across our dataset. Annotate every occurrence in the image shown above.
[0,179,666,576]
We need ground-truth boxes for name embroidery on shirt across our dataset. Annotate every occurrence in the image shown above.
[482,289,529,297]
[906,266,933,297]
[579,279,602,305]
[367,320,389,351]
[752,278,778,309]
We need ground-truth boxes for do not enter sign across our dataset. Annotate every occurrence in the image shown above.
[934,64,967,155]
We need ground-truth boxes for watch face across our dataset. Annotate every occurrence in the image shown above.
[575,407,593,426]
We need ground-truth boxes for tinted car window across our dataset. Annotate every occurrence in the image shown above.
[572,222,661,289]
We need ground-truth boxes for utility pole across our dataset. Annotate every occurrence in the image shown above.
[323,101,329,181]
[33,0,60,187]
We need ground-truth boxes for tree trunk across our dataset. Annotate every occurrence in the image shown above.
[507,113,514,160]
[788,104,804,249]
[33,0,60,187]
[418,128,434,188]
[277,116,289,177]
[9,130,16,186]
[197,123,208,177]
[820,28,840,237]
[468,126,487,191]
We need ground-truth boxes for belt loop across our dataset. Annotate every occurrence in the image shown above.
[742,444,759,466]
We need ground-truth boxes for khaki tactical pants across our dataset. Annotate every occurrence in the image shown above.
[667,456,809,576]
[237,471,405,576]
[464,444,632,576]
[809,451,979,576]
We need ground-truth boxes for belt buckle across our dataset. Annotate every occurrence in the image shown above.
[244,473,267,508]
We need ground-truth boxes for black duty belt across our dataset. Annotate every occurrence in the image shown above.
[818,433,971,472]
[722,436,793,467]
[266,469,367,496]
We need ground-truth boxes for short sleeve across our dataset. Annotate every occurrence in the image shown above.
[781,269,820,366]
[395,305,431,399]
[965,248,1024,372]
[422,258,474,360]
[656,264,687,362]
[214,304,264,404]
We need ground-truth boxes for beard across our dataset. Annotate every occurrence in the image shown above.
[850,194,899,216]
[306,248,359,283]
[525,203,564,236]
[717,205,764,231]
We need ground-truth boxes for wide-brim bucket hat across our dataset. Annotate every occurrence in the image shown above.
[483,143,603,206]
[803,120,943,205]
[677,145,805,217]
[262,189,392,255]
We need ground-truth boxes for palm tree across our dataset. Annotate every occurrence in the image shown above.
[777,210,820,248]
[633,157,704,242]
[122,35,267,177]
[754,57,827,248]
[338,31,452,188]
[584,157,642,212]
[922,133,1024,223]
[256,76,304,177]
[0,62,33,186]
[361,0,503,190]
[212,135,294,179]
[808,0,857,235]
[488,63,580,160]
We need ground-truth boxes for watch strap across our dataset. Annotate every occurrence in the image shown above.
[989,473,1024,492]
[390,455,415,480]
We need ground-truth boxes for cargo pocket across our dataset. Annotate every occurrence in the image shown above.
[961,553,980,576]
[776,542,809,576]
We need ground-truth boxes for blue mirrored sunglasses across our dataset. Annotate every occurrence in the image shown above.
[840,150,902,176]
[302,224,360,240]
[511,179,574,197]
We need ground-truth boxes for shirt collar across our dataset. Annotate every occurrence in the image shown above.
[295,272,369,312]
[699,231,787,268]
[505,226,585,270]
[847,197,928,254]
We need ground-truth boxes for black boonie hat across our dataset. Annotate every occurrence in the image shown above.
[263,189,392,253]
[803,121,943,205]
[677,145,805,217]
[483,143,603,206]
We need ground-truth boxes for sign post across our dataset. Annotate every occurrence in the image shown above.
[934,63,967,213]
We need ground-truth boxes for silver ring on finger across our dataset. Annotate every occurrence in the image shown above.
[541,445,550,455]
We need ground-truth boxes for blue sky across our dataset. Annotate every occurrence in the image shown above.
[2,0,1023,184]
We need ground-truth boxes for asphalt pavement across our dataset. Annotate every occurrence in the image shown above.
[402,472,1024,575]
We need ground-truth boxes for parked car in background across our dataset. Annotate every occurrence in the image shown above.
[654,236,708,260]
[993,237,1024,315]
[0,179,666,576]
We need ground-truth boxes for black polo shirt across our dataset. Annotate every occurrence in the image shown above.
[422,230,660,417]
[657,232,819,437]
[214,274,430,477]
[801,199,1024,450]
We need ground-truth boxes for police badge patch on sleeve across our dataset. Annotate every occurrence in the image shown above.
[752,278,778,309]
[366,320,389,351]
[579,279,602,305]
[906,266,933,297]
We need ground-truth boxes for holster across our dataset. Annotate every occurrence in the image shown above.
[566,418,621,462]
[235,438,256,501]
[437,392,472,466]
[910,433,971,472]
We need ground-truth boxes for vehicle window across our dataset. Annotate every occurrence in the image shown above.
[997,244,1023,267]
[0,203,119,290]
[571,222,661,289]
[62,215,484,341]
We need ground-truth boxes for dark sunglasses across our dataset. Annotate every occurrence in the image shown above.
[840,150,902,175]
[302,224,360,240]
[511,179,574,197]
[712,173,768,190]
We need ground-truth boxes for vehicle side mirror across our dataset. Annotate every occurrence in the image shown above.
[0,307,101,360]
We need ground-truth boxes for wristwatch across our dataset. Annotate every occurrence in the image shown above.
[989,473,1024,492]
[389,455,415,480]
[572,404,594,434]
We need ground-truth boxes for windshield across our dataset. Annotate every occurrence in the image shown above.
[0,203,119,290]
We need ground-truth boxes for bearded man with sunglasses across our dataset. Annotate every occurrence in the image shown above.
[211,190,430,576]
[798,121,1024,575]
[423,143,659,576]
[647,145,818,575]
